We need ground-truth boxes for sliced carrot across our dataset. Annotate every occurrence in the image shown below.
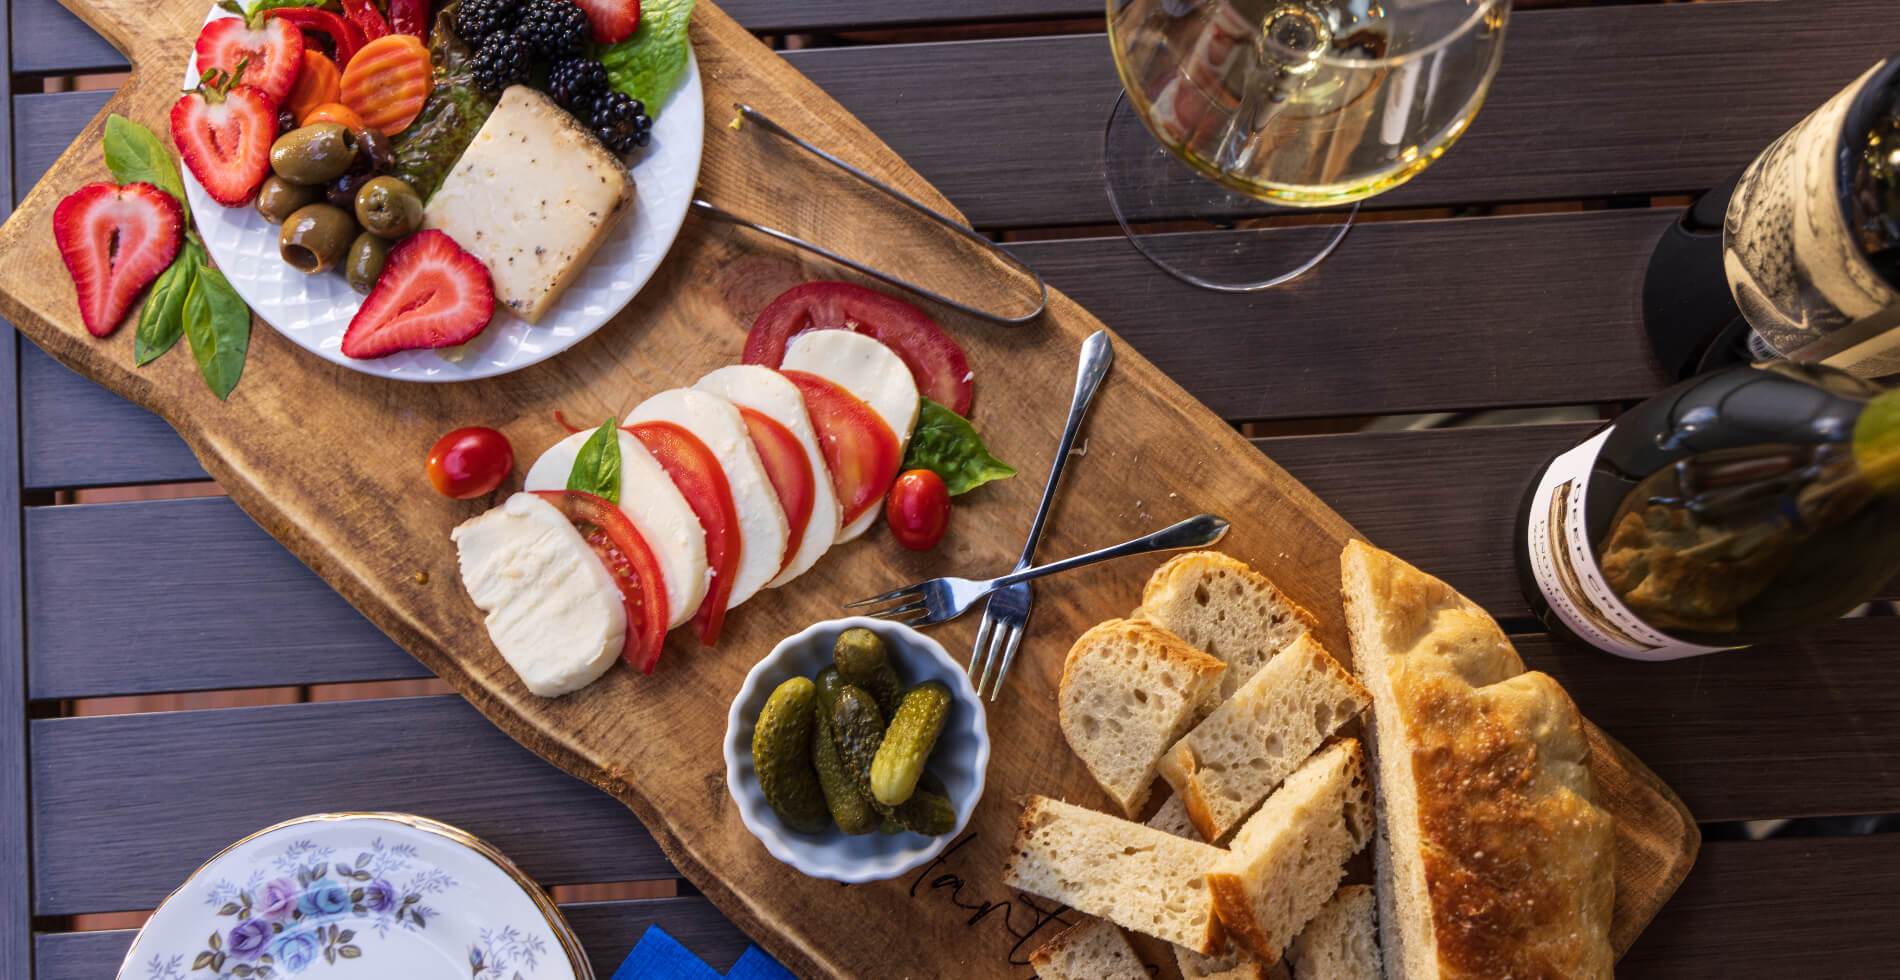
[338,34,431,135]
[285,51,343,125]
[303,101,366,132]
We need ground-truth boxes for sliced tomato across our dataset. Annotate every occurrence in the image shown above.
[531,490,669,674]
[737,407,814,577]
[625,421,741,647]
[741,281,975,416]
[780,370,902,525]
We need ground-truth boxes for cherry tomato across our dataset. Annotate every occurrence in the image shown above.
[781,370,902,525]
[887,470,950,551]
[531,490,668,673]
[426,427,512,499]
[742,281,975,416]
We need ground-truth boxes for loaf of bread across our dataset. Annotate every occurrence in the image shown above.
[1003,795,1227,954]
[1206,739,1372,964]
[1029,918,1147,980]
[1287,885,1381,980]
[1341,540,1615,980]
[1136,551,1317,702]
[1059,619,1226,816]
[1159,634,1370,842]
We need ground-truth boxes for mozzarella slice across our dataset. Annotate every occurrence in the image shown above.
[628,388,790,610]
[523,428,708,630]
[694,365,843,589]
[781,329,921,542]
[451,493,626,698]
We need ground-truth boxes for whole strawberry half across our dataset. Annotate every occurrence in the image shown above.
[53,182,185,338]
[341,230,496,359]
[193,13,303,104]
[171,76,277,207]
[573,0,640,44]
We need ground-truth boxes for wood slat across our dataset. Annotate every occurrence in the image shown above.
[19,342,205,489]
[784,0,1896,229]
[32,895,755,980]
[10,92,110,209]
[0,18,34,965]
[1619,833,1900,977]
[24,496,430,700]
[11,0,125,74]
[28,696,677,916]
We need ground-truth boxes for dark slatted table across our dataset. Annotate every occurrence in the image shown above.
[5,0,1900,976]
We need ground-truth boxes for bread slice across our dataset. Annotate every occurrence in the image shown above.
[1159,634,1371,842]
[1029,918,1147,980]
[1287,885,1381,980]
[1145,791,1203,840]
[1059,619,1226,816]
[1145,794,1276,979]
[1206,739,1373,963]
[1135,551,1317,702]
[1341,540,1614,980]
[1002,795,1227,954]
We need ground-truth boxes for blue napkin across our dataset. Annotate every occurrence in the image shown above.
[613,925,797,980]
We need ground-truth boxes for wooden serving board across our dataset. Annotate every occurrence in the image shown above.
[0,1,1697,975]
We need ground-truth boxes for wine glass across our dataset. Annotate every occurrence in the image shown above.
[1105,0,1511,290]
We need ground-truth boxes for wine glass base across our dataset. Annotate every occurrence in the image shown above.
[1102,89,1358,292]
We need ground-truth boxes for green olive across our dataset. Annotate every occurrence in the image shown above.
[270,123,360,185]
[354,176,424,238]
[278,204,358,274]
[345,232,390,294]
[254,176,317,225]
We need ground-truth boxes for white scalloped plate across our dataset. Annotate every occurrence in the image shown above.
[181,6,704,381]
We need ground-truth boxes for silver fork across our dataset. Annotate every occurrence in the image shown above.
[968,329,1113,699]
[847,513,1230,629]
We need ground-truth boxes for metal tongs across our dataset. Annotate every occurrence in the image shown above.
[691,104,1048,325]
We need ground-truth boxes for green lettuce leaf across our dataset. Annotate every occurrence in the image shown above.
[902,398,1016,496]
[567,418,623,504]
[597,0,695,116]
[392,3,496,201]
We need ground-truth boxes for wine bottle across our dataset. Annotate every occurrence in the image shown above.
[1516,361,1900,660]
[1644,56,1900,381]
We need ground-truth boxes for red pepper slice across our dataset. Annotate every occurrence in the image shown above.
[531,490,670,675]
[389,0,430,38]
[265,8,367,69]
[341,0,391,41]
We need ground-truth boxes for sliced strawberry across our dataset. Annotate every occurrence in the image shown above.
[52,182,184,338]
[193,14,303,104]
[341,230,495,359]
[170,75,277,208]
[573,0,640,44]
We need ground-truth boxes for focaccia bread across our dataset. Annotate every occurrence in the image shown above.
[1340,540,1614,980]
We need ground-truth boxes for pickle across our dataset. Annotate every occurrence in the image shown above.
[751,677,829,833]
[812,711,879,835]
[869,681,952,806]
[877,817,905,835]
[834,628,902,715]
[829,683,889,805]
[814,665,847,708]
[893,789,957,836]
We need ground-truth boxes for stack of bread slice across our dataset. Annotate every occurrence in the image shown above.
[1011,552,1384,978]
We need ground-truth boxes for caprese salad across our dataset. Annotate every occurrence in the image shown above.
[450,282,1015,698]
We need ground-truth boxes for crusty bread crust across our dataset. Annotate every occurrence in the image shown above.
[1342,540,1615,980]
[1135,551,1321,701]
[1139,551,1321,635]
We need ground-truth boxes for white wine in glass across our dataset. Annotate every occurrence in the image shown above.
[1104,0,1510,288]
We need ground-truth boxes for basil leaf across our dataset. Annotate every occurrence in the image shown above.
[902,398,1016,496]
[566,418,623,504]
[597,0,695,118]
[135,243,201,365]
[182,265,251,400]
[247,0,323,15]
[103,114,188,208]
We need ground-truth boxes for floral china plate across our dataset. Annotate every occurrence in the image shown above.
[118,813,592,980]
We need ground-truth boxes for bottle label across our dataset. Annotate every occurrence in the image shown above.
[1524,430,1737,661]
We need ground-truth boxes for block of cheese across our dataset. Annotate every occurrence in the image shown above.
[422,85,635,323]
[451,493,625,697]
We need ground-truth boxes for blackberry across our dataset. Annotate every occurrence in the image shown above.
[545,58,609,111]
[514,0,591,60]
[469,33,533,94]
[454,0,519,46]
[589,89,652,155]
